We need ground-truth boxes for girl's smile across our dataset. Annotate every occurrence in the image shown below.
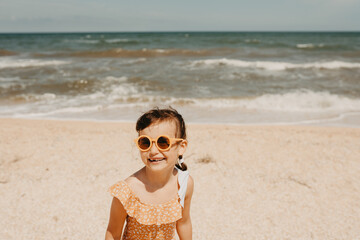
[148,158,166,163]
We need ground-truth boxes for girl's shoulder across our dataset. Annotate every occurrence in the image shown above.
[108,170,142,202]
[122,168,147,195]
[108,168,142,199]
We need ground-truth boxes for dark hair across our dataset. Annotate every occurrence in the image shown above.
[136,107,187,171]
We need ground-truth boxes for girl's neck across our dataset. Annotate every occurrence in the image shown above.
[143,167,176,189]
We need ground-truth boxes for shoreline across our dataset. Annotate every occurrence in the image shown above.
[1,115,359,129]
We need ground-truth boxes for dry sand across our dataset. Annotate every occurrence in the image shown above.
[1,118,360,240]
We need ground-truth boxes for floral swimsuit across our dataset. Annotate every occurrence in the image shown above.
[109,168,189,240]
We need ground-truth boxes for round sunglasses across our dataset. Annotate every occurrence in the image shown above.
[134,135,184,152]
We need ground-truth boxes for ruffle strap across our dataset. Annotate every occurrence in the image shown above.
[109,181,182,225]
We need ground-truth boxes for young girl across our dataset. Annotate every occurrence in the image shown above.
[105,107,194,240]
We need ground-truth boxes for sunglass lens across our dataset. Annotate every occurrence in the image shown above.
[138,137,151,150]
[157,136,170,150]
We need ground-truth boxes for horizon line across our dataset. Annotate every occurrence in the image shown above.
[1,29,360,34]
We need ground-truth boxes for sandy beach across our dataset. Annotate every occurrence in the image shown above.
[1,118,360,240]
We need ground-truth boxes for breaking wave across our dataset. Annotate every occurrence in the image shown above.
[35,48,214,58]
[0,58,69,69]
[191,58,360,71]
[192,90,360,112]
[6,89,360,112]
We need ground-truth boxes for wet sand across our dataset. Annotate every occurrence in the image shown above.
[1,118,359,239]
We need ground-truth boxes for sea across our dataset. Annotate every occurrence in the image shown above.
[1,32,360,126]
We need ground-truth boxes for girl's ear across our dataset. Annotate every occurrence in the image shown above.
[178,140,188,156]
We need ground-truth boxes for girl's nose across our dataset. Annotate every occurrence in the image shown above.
[149,141,160,154]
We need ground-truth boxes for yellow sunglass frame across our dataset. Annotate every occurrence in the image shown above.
[134,135,184,152]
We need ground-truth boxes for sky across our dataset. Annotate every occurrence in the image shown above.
[0,0,359,32]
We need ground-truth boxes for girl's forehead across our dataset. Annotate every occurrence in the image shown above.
[140,120,178,136]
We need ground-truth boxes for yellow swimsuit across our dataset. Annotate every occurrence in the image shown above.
[109,168,189,240]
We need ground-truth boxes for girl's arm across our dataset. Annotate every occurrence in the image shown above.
[105,197,127,240]
[176,176,194,240]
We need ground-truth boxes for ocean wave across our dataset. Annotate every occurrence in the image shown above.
[3,78,97,101]
[296,43,350,50]
[71,39,99,44]
[245,39,260,43]
[36,48,213,58]
[191,58,360,70]
[7,105,106,119]
[0,77,27,93]
[192,90,360,112]
[85,90,359,112]
[26,90,360,111]
[11,93,57,102]
[64,38,140,45]
[0,58,69,69]
[104,76,128,82]
[124,58,147,65]
[296,43,324,49]
[105,39,138,44]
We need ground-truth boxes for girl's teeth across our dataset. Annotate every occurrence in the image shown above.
[149,159,164,162]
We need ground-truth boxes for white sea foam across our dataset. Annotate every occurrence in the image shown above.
[124,58,147,64]
[9,105,105,119]
[0,83,27,90]
[104,76,128,82]
[296,43,325,49]
[0,77,20,82]
[108,82,140,97]
[37,105,104,114]
[105,39,131,43]
[16,93,57,101]
[90,90,360,113]
[191,58,360,71]
[10,90,360,114]
[297,43,314,49]
[64,39,99,44]
[245,39,260,43]
[0,58,69,69]
[0,77,27,90]
[192,90,360,112]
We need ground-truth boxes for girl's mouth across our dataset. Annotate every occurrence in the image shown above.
[148,158,165,163]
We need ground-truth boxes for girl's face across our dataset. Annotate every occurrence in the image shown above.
[138,120,187,172]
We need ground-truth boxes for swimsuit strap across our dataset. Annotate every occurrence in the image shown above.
[176,167,189,208]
